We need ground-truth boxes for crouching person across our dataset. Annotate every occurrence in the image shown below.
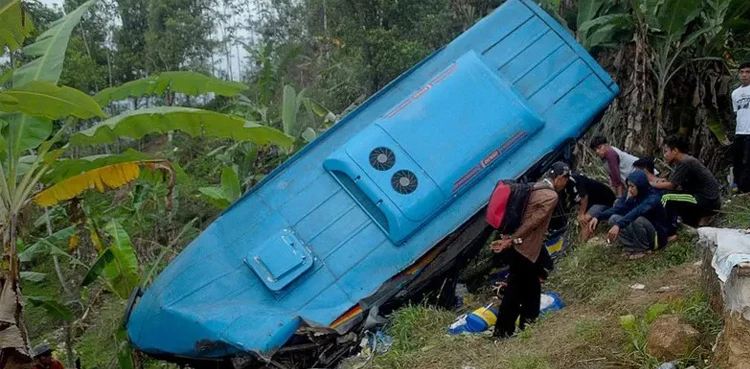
[31,344,65,369]
[486,170,560,338]
[588,171,669,254]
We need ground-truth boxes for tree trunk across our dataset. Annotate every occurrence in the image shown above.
[46,210,75,368]
[624,26,656,156]
[0,215,31,369]
[655,85,666,148]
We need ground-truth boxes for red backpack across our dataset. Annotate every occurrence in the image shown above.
[486,180,534,234]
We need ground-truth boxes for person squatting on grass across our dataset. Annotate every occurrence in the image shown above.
[549,162,617,241]
[651,135,722,234]
[632,157,658,183]
[489,166,560,338]
[589,135,640,198]
[588,171,670,254]
[31,344,66,369]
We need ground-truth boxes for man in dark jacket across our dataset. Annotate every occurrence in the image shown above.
[588,171,669,251]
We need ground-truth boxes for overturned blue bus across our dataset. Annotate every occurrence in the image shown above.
[124,0,619,366]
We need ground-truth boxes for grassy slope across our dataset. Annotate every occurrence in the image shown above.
[368,235,721,369]
[367,191,750,369]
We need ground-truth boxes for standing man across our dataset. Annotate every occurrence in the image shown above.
[589,136,640,198]
[652,135,722,231]
[489,166,560,338]
[732,61,750,193]
[31,344,65,369]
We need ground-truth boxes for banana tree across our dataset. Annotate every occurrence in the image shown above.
[197,83,337,208]
[579,0,721,151]
[18,214,197,369]
[0,1,292,366]
[576,0,631,50]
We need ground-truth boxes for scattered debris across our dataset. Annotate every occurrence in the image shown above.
[655,362,677,369]
[645,315,700,360]
[656,286,673,293]
[363,306,388,330]
[448,293,564,335]
[540,292,564,314]
[448,304,498,335]
[360,331,393,357]
[630,284,646,290]
[455,283,470,308]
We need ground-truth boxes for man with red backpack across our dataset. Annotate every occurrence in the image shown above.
[486,162,563,338]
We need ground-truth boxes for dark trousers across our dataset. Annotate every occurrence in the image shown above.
[608,215,657,251]
[494,249,542,337]
[662,193,719,231]
[734,135,750,192]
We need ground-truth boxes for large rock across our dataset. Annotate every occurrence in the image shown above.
[645,315,700,360]
[714,313,750,369]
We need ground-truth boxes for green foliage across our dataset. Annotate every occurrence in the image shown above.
[20,271,47,283]
[0,0,95,187]
[198,167,241,209]
[112,0,149,81]
[547,235,698,306]
[12,0,98,87]
[69,106,294,149]
[656,0,703,40]
[116,327,135,369]
[220,166,241,201]
[0,0,34,55]
[26,295,73,322]
[95,71,248,106]
[282,85,307,137]
[144,0,215,73]
[19,226,79,263]
[80,248,115,287]
[0,81,106,119]
[619,292,721,369]
[379,306,454,362]
[3,113,52,156]
[102,220,140,298]
[0,68,13,86]
[81,220,140,299]
[577,0,605,28]
[578,13,633,50]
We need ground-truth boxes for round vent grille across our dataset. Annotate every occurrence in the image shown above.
[391,170,418,194]
[369,147,396,171]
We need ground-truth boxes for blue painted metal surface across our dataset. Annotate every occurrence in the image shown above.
[126,0,620,360]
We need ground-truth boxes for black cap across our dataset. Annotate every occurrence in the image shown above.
[32,343,52,358]
[546,161,571,178]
